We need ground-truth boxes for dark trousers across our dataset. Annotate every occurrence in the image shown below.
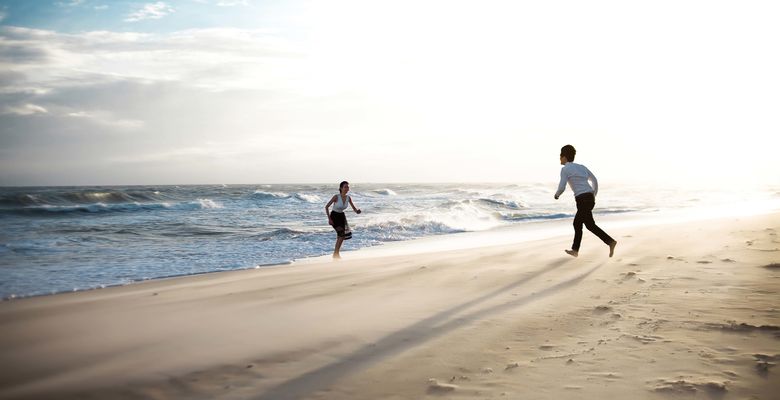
[572,192,614,251]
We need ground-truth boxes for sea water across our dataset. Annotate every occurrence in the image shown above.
[1,183,778,298]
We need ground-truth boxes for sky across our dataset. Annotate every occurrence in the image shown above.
[0,0,778,186]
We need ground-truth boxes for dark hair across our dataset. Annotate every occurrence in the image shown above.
[560,145,576,162]
[339,181,349,192]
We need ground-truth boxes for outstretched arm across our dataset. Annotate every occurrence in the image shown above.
[348,196,362,214]
[554,169,567,199]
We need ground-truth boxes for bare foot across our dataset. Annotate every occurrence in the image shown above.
[609,241,617,258]
[333,253,341,260]
[565,249,578,257]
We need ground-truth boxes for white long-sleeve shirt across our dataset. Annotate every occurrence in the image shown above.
[555,162,598,198]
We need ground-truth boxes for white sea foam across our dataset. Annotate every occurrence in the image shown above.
[253,190,290,199]
[373,188,397,196]
[195,199,222,209]
[294,193,321,203]
[360,202,503,236]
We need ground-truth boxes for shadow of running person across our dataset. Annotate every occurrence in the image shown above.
[252,259,602,400]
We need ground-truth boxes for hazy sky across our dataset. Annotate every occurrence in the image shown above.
[1,0,778,186]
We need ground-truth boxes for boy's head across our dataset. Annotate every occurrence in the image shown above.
[560,145,576,164]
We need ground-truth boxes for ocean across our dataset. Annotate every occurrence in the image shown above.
[1,183,778,299]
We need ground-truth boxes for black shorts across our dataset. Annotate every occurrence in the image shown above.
[330,211,352,240]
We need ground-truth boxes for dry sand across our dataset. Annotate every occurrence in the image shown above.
[1,212,779,399]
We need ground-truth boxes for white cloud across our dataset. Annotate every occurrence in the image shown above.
[0,26,302,93]
[3,103,48,115]
[217,0,249,6]
[94,5,109,11]
[2,1,779,186]
[125,2,174,22]
[0,8,7,23]
[57,0,85,7]
[67,110,144,129]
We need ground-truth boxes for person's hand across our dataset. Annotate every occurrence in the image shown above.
[554,195,559,200]
[328,218,333,225]
[356,209,362,214]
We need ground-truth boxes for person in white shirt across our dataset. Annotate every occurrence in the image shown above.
[325,181,362,259]
[554,145,617,258]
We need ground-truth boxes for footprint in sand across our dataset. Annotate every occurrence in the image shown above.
[754,354,779,362]
[763,263,780,270]
[624,334,661,344]
[754,354,778,376]
[448,375,469,382]
[702,322,780,336]
[756,361,776,376]
[593,372,621,380]
[618,272,639,282]
[427,379,458,393]
[696,260,712,264]
[593,305,613,314]
[650,379,727,394]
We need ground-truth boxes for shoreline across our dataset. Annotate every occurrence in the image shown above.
[5,202,779,301]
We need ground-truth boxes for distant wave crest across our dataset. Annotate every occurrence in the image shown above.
[293,193,321,203]
[195,199,223,209]
[0,199,222,215]
[0,190,164,208]
[477,198,526,210]
[253,190,290,199]
[252,191,321,203]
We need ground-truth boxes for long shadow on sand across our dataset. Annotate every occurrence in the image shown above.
[253,258,602,400]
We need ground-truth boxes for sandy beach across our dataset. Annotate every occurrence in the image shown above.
[1,212,778,399]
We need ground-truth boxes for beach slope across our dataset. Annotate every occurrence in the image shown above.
[1,213,779,399]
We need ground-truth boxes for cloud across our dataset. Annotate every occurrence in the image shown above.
[0,42,50,64]
[0,24,320,185]
[0,26,302,94]
[57,0,85,7]
[66,110,145,129]
[2,2,778,186]
[94,5,109,11]
[125,2,174,22]
[0,71,26,87]
[2,103,48,115]
[0,8,7,23]
[217,0,249,6]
